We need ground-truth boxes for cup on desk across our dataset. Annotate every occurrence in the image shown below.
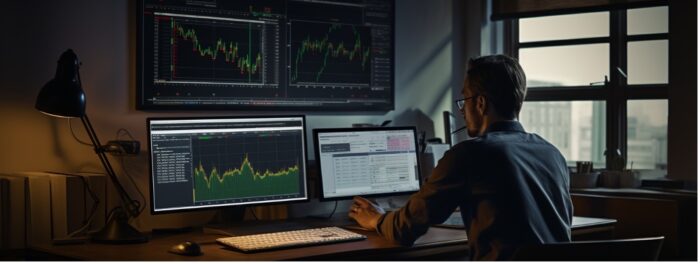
[570,172,600,189]
[599,171,621,188]
[619,170,641,188]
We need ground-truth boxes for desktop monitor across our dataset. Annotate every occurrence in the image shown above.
[148,116,308,213]
[314,127,421,200]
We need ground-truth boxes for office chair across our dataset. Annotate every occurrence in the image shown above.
[511,236,665,261]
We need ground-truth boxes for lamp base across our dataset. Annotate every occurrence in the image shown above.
[91,208,148,244]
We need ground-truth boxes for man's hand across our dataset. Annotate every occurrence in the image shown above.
[348,196,386,231]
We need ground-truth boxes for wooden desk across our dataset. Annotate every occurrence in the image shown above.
[28,216,616,260]
[571,216,617,240]
[436,213,616,241]
[28,224,468,261]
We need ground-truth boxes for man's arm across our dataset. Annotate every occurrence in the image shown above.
[351,148,468,246]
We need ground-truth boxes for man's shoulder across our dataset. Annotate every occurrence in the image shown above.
[448,137,489,156]
[451,137,485,149]
[452,131,562,153]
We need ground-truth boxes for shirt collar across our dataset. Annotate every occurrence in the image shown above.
[485,120,525,133]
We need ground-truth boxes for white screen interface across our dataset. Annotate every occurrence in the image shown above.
[317,129,421,199]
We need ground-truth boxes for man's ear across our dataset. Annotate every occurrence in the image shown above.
[477,95,488,116]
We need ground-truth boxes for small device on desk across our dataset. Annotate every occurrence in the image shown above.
[169,241,202,256]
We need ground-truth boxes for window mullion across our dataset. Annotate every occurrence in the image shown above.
[607,10,627,170]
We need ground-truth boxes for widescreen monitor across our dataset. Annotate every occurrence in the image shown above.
[148,116,308,213]
[314,127,421,200]
[137,0,395,110]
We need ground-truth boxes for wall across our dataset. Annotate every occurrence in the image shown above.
[0,0,470,230]
[668,0,698,182]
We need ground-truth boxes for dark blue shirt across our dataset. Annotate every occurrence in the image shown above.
[376,121,573,260]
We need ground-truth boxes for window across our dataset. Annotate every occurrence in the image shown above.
[519,44,609,87]
[516,6,669,175]
[519,12,609,42]
[628,40,668,84]
[520,101,606,167]
[627,100,668,171]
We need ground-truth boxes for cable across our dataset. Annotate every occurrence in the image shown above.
[327,201,338,219]
[202,227,235,237]
[248,207,259,221]
[69,175,99,237]
[46,171,99,238]
[68,119,93,146]
[115,127,147,215]
[119,155,146,215]
[105,206,122,223]
[116,128,136,141]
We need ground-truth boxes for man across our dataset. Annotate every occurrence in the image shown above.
[348,55,573,260]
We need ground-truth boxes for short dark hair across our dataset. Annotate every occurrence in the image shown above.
[466,55,527,119]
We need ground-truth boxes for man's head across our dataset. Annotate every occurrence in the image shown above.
[459,55,527,137]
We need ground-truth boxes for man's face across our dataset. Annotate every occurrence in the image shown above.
[461,79,485,137]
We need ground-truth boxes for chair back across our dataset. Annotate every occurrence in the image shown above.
[512,236,664,261]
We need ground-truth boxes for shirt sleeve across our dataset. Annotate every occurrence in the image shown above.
[375,147,468,245]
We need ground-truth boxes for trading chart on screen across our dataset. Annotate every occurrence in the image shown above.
[149,116,308,212]
[138,0,394,110]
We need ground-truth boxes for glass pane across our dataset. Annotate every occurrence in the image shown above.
[519,12,609,42]
[520,101,607,167]
[627,40,668,84]
[519,44,609,87]
[628,6,668,35]
[627,100,668,173]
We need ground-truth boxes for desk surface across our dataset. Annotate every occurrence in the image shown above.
[438,214,616,230]
[29,216,616,261]
[30,222,468,261]
[572,216,617,229]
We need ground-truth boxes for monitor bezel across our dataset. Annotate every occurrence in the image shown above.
[313,126,423,202]
[147,115,310,215]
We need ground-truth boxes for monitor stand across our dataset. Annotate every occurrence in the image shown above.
[203,207,323,237]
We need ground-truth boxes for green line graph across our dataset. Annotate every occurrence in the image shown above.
[291,21,371,84]
[170,17,262,82]
[193,154,300,202]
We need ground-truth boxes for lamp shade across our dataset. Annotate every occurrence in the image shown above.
[35,49,86,118]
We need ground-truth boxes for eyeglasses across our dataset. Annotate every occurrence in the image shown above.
[455,95,480,111]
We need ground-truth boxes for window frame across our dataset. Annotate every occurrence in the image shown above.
[510,7,669,170]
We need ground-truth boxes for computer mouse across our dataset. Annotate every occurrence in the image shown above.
[169,241,202,256]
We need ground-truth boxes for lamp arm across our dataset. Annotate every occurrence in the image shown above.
[80,115,140,218]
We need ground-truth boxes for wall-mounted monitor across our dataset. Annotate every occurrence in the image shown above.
[137,0,395,111]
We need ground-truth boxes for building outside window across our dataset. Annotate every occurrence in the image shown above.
[515,6,669,177]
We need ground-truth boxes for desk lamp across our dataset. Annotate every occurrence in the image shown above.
[35,49,147,243]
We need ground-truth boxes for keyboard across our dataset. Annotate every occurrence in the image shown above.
[216,226,367,252]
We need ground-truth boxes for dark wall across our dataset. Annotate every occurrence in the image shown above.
[0,0,468,230]
[668,0,698,182]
